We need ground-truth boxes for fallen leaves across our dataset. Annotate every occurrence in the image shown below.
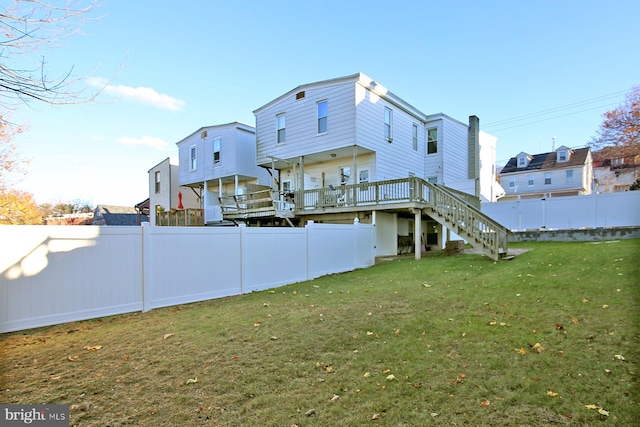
[84,345,102,351]
[546,391,558,397]
[530,342,545,353]
[613,354,626,361]
[585,404,609,416]
[480,399,491,407]
[185,377,198,384]
[163,333,174,340]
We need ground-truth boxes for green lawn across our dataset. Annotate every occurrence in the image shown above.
[1,240,638,426]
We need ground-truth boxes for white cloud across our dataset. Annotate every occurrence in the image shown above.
[89,78,186,111]
[117,136,169,150]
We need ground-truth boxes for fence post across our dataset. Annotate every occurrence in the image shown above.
[141,222,151,312]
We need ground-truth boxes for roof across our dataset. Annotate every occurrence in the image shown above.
[92,205,148,226]
[500,147,591,174]
[175,122,255,147]
[252,72,430,121]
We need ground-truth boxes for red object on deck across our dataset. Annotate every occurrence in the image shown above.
[178,192,184,209]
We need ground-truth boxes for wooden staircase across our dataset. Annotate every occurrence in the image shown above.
[425,182,510,261]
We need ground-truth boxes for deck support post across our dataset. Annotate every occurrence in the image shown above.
[414,209,422,260]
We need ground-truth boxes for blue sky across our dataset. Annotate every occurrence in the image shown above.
[8,0,640,206]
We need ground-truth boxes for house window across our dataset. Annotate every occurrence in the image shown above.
[155,171,161,193]
[277,114,286,144]
[317,101,328,134]
[427,128,437,154]
[384,108,393,141]
[558,150,568,162]
[358,169,369,183]
[340,166,351,184]
[518,157,527,167]
[566,170,574,183]
[189,145,197,171]
[427,176,438,184]
[213,138,221,164]
[281,179,292,192]
[544,172,552,185]
[412,124,418,151]
[528,175,534,186]
[508,177,516,188]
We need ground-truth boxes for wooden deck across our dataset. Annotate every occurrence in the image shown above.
[219,177,510,261]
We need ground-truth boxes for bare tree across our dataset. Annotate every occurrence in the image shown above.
[0,0,102,109]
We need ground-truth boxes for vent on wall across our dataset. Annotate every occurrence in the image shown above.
[201,130,208,139]
[296,91,305,100]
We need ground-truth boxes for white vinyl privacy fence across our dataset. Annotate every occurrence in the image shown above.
[481,191,640,231]
[0,221,374,333]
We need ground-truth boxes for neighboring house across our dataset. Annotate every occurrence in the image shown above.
[92,205,148,226]
[498,146,593,201]
[592,150,639,193]
[148,157,200,226]
[176,122,272,223]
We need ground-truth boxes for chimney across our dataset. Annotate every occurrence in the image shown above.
[468,115,480,197]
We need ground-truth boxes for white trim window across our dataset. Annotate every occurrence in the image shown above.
[317,100,328,134]
[427,128,437,154]
[155,171,161,193]
[566,169,574,183]
[528,175,534,186]
[213,137,221,164]
[518,157,527,167]
[277,113,286,144]
[412,123,418,151]
[508,177,516,189]
[189,145,197,171]
[558,150,568,162]
[384,108,393,142]
[544,172,552,185]
[358,169,369,183]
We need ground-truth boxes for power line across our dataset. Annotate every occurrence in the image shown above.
[485,102,621,133]
[482,89,629,130]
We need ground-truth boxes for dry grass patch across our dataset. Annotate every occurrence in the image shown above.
[1,240,639,426]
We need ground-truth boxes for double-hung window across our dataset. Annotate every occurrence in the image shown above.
[384,108,393,141]
[566,170,574,183]
[427,128,437,154]
[213,138,221,164]
[155,171,161,193]
[317,101,328,134]
[277,114,286,144]
[412,124,418,151]
[189,145,197,171]
[528,175,534,186]
[544,172,552,185]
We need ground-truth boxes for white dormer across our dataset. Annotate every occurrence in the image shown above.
[556,145,572,163]
[516,152,532,168]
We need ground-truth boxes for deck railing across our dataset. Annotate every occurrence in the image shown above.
[297,177,431,209]
[156,208,204,226]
